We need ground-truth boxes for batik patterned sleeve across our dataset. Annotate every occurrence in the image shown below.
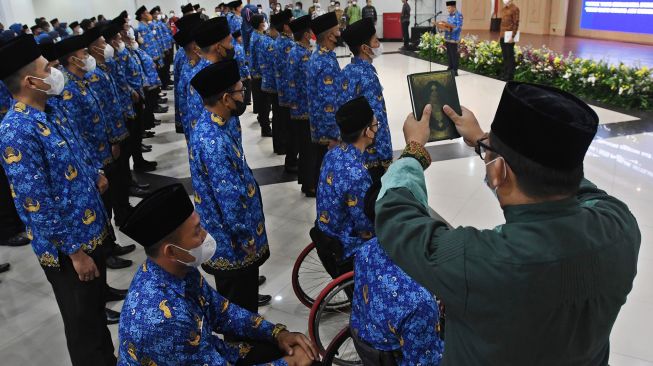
[235,44,250,78]
[310,52,341,142]
[0,122,75,253]
[340,162,374,256]
[400,306,445,365]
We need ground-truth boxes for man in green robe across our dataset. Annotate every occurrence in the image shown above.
[376,81,640,365]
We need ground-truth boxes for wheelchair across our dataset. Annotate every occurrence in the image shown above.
[322,325,403,366]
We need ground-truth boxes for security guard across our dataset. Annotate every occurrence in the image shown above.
[249,14,272,137]
[272,9,297,171]
[307,12,342,189]
[316,97,375,260]
[260,14,281,153]
[226,0,244,33]
[189,60,272,312]
[118,184,319,366]
[377,83,640,364]
[286,15,314,196]
[340,18,392,179]
[0,34,115,366]
[173,13,205,142]
[351,237,445,365]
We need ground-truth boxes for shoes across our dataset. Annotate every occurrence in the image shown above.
[141,144,152,153]
[157,97,168,104]
[158,92,167,98]
[142,143,153,149]
[303,188,316,198]
[163,85,173,91]
[106,255,133,270]
[0,232,31,247]
[105,308,121,324]
[154,105,169,114]
[258,276,266,286]
[129,186,152,198]
[275,149,286,155]
[105,286,128,302]
[112,243,136,256]
[0,263,9,273]
[258,294,272,306]
[133,161,158,173]
[143,131,156,138]
[261,128,272,137]
[284,165,298,174]
[131,181,151,190]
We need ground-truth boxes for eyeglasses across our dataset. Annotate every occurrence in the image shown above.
[475,137,497,160]
[227,88,247,97]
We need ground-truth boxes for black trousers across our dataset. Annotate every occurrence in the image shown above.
[268,93,283,153]
[402,22,410,47]
[0,166,24,240]
[44,244,116,366]
[446,42,460,72]
[258,89,272,131]
[143,87,160,130]
[127,107,146,166]
[282,108,297,168]
[500,39,516,80]
[251,77,262,115]
[243,78,252,105]
[109,138,132,220]
[214,265,259,313]
[313,143,329,194]
[293,118,313,189]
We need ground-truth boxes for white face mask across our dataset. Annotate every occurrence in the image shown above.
[170,12,175,17]
[368,42,383,59]
[127,27,135,40]
[74,55,96,72]
[310,39,317,48]
[31,67,65,95]
[157,14,163,20]
[77,28,84,35]
[131,41,140,50]
[117,41,126,52]
[484,157,505,200]
[103,44,115,59]
[171,234,217,267]
[263,22,270,31]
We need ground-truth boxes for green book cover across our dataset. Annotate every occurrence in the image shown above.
[407,70,462,142]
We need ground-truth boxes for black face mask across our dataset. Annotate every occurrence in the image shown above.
[223,45,235,60]
[231,100,247,117]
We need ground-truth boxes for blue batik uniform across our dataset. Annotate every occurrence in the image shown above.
[131,47,161,87]
[227,12,243,33]
[316,143,373,259]
[286,43,312,120]
[173,51,188,130]
[0,101,110,269]
[351,239,445,365]
[135,22,163,66]
[307,47,342,144]
[190,110,269,274]
[249,30,265,80]
[154,19,174,51]
[234,42,250,80]
[444,11,463,42]
[86,66,130,145]
[241,5,258,52]
[116,48,145,96]
[0,82,11,120]
[118,259,287,366]
[60,69,113,168]
[339,57,393,168]
[259,34,277,93]
[274,34,294,107]
[177,58,203,142]
[104,59,136,120]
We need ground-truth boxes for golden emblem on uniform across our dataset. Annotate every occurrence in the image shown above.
[23,197,40,212]
[65,164,78,181]
[82,208,96,225]
[3,146,22,164]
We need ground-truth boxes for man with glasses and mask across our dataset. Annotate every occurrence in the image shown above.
[339,18,392,180]
[118,183,320,365]
[316,97,376,262]
[189,60,273,313]
[0,34,116,366]
[376,82,641,365]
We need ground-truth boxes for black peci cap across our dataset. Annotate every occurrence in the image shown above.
[193,17,230,48]
[190,59,241,100]
[55,35,89,58]
[342,17,375,48]
[39,42,58,61]
[181,3,194,13]
[102,23,122,40]
[227,0,243,9]
[336,96,374,135]
[310,12,338,36]
[289,15,311,34]
[0,34,42,80]
[271,9,293,30]
[250,14,266,29]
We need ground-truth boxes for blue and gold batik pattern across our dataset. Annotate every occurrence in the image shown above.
[177,57,203,143]
[118,259,287,366]
[60,69,113,168]
[285,43,312,120]
[307,47,342,143]
[249,30,265,79]
[444,11,463,42]
[86,66,130,144]
[0,101,110,269]
[173,50,188,129]
[260,34,277,93]
[117,48,145,94]
[189,109,269,273]
[339,57,393,168]
[274,34,294,107]
[234,42,250,80]
[135,22,163,66]
[316,143,373,259]
[351,239,445,366]
[104,58,136,120]
[227,12,243,33]
[0,81,11,120]
[131,47,161,87]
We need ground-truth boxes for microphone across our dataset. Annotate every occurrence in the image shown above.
[436,11,443,15]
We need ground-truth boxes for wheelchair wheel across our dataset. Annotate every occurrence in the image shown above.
[309,271,355,356]
[323,326,362,366]
[292,242,335,309]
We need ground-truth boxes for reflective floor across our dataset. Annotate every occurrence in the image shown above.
[0,43,651,365]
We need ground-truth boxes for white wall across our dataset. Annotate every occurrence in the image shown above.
[0,0,37,28]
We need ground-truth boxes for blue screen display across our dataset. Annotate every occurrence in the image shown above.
[580,1,653,34]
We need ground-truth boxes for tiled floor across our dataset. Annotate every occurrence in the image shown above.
[0,43,651,365]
